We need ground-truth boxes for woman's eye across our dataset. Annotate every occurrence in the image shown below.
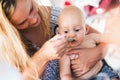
[19,21,26,25]
[29,6,33,15]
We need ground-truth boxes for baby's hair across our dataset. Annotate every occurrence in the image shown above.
[58,6,85,27]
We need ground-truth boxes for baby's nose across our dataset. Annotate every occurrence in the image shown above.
[69,33,76,38]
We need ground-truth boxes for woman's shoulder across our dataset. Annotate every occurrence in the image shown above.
[50,6,61,24]
[50,6,61,35]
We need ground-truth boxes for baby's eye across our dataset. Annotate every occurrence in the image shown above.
[64,31,68,33]
[75,29,80,32]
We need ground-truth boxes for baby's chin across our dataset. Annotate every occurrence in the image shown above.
[67,43,79,48]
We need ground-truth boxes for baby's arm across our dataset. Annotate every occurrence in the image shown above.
[59,54,73,80]
[87,33,101,44]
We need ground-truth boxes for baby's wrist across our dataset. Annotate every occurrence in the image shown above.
[60,74,72,80]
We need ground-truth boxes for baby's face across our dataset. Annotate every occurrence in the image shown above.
[59,14,86,48]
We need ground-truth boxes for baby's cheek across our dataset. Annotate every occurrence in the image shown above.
[78,37,84,42]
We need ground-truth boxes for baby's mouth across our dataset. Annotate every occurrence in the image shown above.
[67,37,76,42]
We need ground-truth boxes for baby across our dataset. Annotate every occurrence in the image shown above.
[58,6,118,80]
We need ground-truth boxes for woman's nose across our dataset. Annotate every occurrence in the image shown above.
[28,14,37,25]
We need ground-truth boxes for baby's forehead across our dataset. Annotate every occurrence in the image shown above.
[60,13,84,23]
[61,6,82,14]
[60,10,84,21]
[58,6,85,26]
[61,8,82,16]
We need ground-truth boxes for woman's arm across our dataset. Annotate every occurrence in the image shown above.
[69,25,108,77]
[21,34,67,80]
[69,43,107,77]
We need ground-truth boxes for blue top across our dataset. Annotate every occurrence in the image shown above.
[41,60,60,80]
[41,6,61,80]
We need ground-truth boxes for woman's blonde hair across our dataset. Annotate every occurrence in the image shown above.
[38,6,51,36]
[2,0,51,36]
[0,0,45,79]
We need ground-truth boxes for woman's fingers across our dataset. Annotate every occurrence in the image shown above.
[41,34,67,60]
[71,61,84,77]
[51,35,67,58]
[57,49,66,58]
[71,63,90,77]
[69,51,92,77]
[49,34,66,42]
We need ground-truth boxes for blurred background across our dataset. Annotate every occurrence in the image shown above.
[37,0,118,33]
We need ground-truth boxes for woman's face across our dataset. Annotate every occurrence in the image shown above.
[10,0,41,30]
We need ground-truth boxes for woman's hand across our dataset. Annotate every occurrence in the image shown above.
[67,44,104,77]
[39,34,67,61]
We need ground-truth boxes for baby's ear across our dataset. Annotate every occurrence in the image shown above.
[85,26,89,34]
